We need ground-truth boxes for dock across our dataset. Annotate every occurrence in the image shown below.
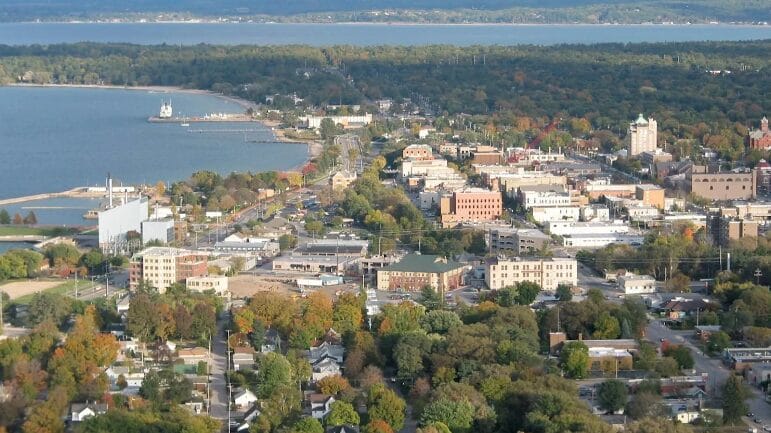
[148,114,257,123]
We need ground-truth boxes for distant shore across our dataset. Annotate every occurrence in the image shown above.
[8,82,322,165]
[6,21,770,27]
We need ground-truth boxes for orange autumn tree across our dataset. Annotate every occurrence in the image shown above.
[48,306,119,399]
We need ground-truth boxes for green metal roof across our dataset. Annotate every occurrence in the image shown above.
[635,113,648,125]
[381,254,464,274]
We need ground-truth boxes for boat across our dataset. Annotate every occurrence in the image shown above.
[83,209,99,220]
[180,122,190,127]
[159,100,173,119]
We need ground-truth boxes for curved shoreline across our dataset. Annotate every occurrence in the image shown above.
[6,83,322,165]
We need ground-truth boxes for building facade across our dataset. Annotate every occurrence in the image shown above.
[376,254,465,293]
[129,247,208,292]
[330,170,358,191]
[440,188,503,228]
[489,228,551,255]
[402,144,433,160]
[687,166,756,201]
[748,117,771,150]
[627,113,658,157]
[186,275,229,296]
[98,197,149,253]
[485,257,577,291]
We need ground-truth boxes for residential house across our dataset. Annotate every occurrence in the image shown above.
[232,346,256,371]
[70,402,109,422]
[309,393,336,419]
[308,342,345,364]
[233,389,258,409]
[311,357,342,382]
[330,170,358,191]
[658,298,714,321]
[177,347,209,365]
[617,274,656,294]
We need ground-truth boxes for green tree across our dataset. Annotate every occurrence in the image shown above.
[326,401,360,427]
[257,352,293,398]
[292,417,324,433]
[419,285,442,311]
[555,284,573,302]
[419,399,474,433]
[420,310,462,334]
[597,380,628,413]
[706,331,731,354]
[0,209,9,224]
[514,281,540,305]
[367,383,406,431]
[721,375,748,425]
[664,346,694,370]
[79,249,106,275]
[560,341,589,379]
[625,392,665,420]
[593,311,621,339]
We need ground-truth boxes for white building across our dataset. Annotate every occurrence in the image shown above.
[627,113,658,157]
[520,189,572,209]
[301,113,372,129]
[580,205,610,222]
[485,257,577,291]
[186,275,229,296]
[544,221,630,236]
[401,158,452,178]
[98,197,149,253]
[618,274,657,294]
[562,233,645,248]
[233,389,258,409]
[141,218,175,245]
[531,206,581,224]
[627,205,660,220]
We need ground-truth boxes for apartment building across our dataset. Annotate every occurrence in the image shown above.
[440,188,503,228]
[489,227,551,255]
[376,254,466,294]
[635,184,666,209]
[707,214,759,247]
[186,275,229,296]
[530,205,581,224]
[129,247,208,292]
[484,257,577,291]
[627,113,658,157]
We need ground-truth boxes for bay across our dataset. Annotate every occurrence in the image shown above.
[0,23,768,46]
[0,87,309,201]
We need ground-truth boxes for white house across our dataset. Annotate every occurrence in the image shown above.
[618,274,657,294]
[70,402,108,422]
[233,389,258,409]
[311,357,341,382]
[309,394,336,419]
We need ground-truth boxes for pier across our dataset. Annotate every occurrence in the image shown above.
[0,188,107,207]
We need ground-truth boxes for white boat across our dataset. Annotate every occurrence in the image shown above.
[180,122,190,127]
[159,100,173,119]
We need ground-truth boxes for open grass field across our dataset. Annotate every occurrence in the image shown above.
[0,226,77,237]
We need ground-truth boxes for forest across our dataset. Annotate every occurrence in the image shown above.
[1,41,769,163]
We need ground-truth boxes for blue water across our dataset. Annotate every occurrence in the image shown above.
[0,87,308,201]
[0,23,768,46]
[0,242,35,253]
[0,197,103,226]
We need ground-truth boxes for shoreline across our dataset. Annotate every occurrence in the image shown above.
[6,21,771,27]
[8,82,322,163]
[2,83,324,207]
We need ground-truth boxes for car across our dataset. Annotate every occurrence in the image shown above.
[755,418,762,424]
[763,426,771,432]
[660,338,666,342]
[749,413,756,417]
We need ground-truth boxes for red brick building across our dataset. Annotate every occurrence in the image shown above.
[748,117,771,150]
[440,188,503,228]
[402,144,433,161]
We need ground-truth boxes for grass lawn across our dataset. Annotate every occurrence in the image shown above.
[10,279,92,304]
[0,226,77,237]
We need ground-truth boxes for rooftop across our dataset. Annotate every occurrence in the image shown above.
[381,254,465,274]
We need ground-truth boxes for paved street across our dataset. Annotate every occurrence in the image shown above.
[209,310,230,421]
[645,319,771,422]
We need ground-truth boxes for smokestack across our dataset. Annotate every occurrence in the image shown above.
[108,173,113,208]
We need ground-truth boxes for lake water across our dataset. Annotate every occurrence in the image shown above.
[0,86,309,203]
[0,23,769,46]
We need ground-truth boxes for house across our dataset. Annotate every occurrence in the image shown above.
[232,346,256,371]
[104,366,130,386]
[658,298,714,321]
[323,328,342,345]
[177,347,210,365]
[617,274,656,294]
[70,402,109,422]
[694,325,721,342]
[311,357,342,382]
[376,254,466,294]
[236,406,262,432]
[330,170,358,191]
[308,341,345,364]
[309,393,336,419]
[233,389,258,409]
[116,294,131,316]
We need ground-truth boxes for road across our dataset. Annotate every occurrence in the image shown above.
[645,319,771,422]
[209,309,230,421]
